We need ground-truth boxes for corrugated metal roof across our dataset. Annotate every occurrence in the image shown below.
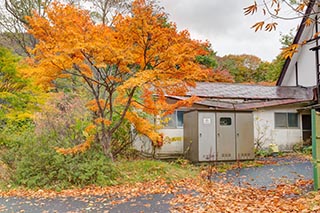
[166,82,315,110]
[168,96,313,110]
[235,99,311,110]
[186,82,314,100]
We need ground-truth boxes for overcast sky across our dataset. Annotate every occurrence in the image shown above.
[160,0,300,62]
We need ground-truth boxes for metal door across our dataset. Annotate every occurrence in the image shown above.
[217,112,236,161]
[198,112,216,161]
[236,113,254,160]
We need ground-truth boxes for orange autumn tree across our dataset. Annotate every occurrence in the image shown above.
[26,0,211,159]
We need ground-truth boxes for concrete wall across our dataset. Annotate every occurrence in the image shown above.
[158,128,184,154]
[253,106,303,151]
[132,125,184,158]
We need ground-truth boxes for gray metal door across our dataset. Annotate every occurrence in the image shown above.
[217,112,236,160]
[236,113,254,160]
[198,112,216,161]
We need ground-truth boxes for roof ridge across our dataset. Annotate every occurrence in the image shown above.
[196,81,311,88]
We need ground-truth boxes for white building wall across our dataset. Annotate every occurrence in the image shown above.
[253,107,302,151]
[133,134,153,154]
[132,128,184,157]
[282,40,317,87]
[281,9,319,87]
[158,128,183,154]
[297,42,317,86]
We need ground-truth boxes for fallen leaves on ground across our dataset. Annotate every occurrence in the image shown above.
[254,154,311,166]
[169,178,312,212]
[0,175,318,212]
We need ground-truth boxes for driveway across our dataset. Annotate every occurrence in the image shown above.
[0,193,174,212]
[212,157,313,190]
[0,155,314,212]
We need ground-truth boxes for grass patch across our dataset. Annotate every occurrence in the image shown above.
[115,159,200,184]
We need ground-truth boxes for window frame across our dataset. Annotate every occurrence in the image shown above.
[176,111,184,128]
[274,112,300,129]
[163,110,185,129]
[219,117,232,126]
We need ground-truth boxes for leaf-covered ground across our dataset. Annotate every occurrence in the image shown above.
[0,154,317,212]
[0,177,319,212]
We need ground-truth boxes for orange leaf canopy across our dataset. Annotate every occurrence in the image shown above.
[26,0,211,147]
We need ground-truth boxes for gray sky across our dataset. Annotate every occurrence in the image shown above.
[160,0,300,62]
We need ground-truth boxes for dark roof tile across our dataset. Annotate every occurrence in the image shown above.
[186,82,314,100]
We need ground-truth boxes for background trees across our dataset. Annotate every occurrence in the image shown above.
[218,54,263,83]
[0,0,129,56]
[0,47,39,130]
[215,30,294,84]
[216,54,283,84]
[0,0,53,55]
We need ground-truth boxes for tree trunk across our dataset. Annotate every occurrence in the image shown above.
[100,127,114,161]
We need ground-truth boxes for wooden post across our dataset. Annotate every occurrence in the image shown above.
[312,109,320,190]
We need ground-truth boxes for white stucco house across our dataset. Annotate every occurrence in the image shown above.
[134,83,315,159]
[134,0,320,160]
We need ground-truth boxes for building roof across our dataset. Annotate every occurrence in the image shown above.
[276,0,316,86]
[185,82,314,100]
[166,82,315,110]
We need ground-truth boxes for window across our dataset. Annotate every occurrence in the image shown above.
[176,111,184,127]
[164,111,184,128]
[288,113,299,127]
[275,112,299,128]
[220,117,232,126]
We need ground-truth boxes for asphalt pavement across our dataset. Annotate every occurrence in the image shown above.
[0,193,173,212]
[212,160,313,190]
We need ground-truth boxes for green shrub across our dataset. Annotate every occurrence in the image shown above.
[302,145,312,155]
[293,143,312,155]
[254,148,271,157]
[0,92,126,190]
[11,137,119,190]
[0,118,34,146]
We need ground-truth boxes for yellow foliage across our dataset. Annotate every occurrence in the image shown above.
[305,18,313,27]
[243,2,258,15]
[162,96,200,116]
[86,99,107,112]
[26,0,216,150]
[296,3,306,12]
[281,44,299,59]
[85,124,96,133]
[265,22,278,32]
[126,111,163,147]
[95,117,112,126]
[55,135,95,155]
[251,21,264,32]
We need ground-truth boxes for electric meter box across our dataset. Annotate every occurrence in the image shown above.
[183,110,254,162]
